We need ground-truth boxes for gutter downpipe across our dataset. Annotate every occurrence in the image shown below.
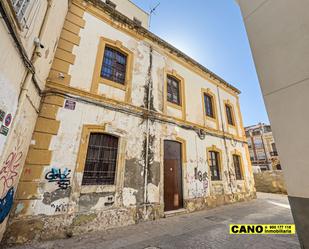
[143,45,153,217]
[216,86,234,196]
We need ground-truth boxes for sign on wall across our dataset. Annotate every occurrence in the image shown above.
[4,113,12,127]
[0,125,9,136]
[64,99,76,110]
[0,110,5,122]
[0,110,11,136]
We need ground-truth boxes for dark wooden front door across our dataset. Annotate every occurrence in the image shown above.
[164,140,183,211]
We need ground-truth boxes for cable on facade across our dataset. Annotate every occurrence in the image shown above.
[42,90,247,147]
[0,1,42,95]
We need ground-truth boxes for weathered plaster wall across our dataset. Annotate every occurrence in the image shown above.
[254,171,287,194]
[68,11,243,136]
[3,1,255,244]
[6,99,254,243]
[0,0,68,242]
[107,0,149,29]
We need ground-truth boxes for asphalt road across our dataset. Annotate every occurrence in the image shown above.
[5,192,300,249]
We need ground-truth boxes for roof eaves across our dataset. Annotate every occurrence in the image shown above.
[86,0,241,94]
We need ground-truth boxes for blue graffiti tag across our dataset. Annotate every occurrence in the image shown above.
[45,167,71,189]
[0,187,14,223]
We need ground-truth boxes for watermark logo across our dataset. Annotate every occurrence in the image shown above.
[230,224,295,234]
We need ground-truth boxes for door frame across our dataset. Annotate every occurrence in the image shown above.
[161,137,187,211]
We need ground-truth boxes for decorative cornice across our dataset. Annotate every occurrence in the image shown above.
[83,0,241,94]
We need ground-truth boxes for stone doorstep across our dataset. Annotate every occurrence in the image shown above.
[164,208,188,218]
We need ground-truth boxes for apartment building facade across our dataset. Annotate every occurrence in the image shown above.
[1,0,255,243]
[245,123,280,171]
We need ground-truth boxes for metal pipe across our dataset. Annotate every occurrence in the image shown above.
[42,89,247,145]
[216,85,234,195]
[143,45,153,215]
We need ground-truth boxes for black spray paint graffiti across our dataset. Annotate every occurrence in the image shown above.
[194,168,209,193]
[45,167,71,190]
[51,203,70,213]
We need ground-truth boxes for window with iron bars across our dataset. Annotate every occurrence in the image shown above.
[11,0,32,27]
[167,75,181,105]
[233,154,242,180]
[101,46,127,85]
[82,133,119,185]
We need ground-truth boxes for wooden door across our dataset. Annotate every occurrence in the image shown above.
[164,140,183,211]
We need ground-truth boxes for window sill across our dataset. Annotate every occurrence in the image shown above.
[211,180,223,184]
[99,77,127,91]
[228,123,236,128]
[167,101,182,110]
[205,115,216,121]
[80,184,116,194]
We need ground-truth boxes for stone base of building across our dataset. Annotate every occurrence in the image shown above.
[254,170,287,194]
[185,191,256,212]
[2,192,256,245]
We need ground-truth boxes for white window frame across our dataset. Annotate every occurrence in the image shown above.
[11,0,33,28]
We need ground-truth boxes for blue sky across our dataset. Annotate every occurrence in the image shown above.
[131,0,269,126]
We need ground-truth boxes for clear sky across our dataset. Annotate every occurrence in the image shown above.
[131,0,269,126]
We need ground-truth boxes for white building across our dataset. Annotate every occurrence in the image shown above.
[237,0,309,247]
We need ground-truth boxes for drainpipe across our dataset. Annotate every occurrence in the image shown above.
[0,1,42,99]
[143,45,153,215]
[250,133,258,164]
[216,86,234,195]
[260,124,270,170]
[20,0,54,101]
[0,0,56,117]
[0,0,54,235]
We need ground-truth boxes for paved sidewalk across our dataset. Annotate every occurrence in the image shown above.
[4,192,300,249]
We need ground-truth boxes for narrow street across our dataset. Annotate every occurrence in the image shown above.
[5,193,300,249]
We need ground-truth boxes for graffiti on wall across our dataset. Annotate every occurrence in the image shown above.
[0,187,14,223]
[0,144,23,197]
[51,202,70,213]
[45,167,71,190]
[196,170,209,194]
[187,166,209,198]
[0,127,26,223]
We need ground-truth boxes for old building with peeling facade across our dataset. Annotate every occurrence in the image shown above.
[0,0,255,244]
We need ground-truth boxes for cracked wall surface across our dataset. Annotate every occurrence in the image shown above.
[2,0,255,245]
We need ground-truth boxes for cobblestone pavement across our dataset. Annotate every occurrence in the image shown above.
[5,193,300,249]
